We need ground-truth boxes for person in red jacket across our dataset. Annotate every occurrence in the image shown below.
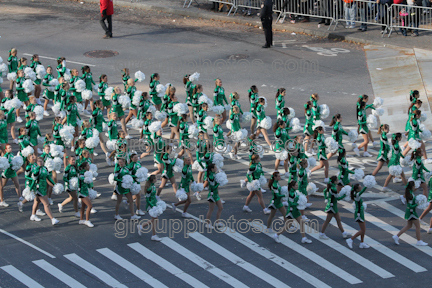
[100,0,114,39]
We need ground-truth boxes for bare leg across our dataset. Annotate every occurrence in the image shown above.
[334,212,345,233]
[357,134,369,151]
[267,209,277,228]
[274,159,280,171]
[419,203,432,220]
[397,221,413,237]
[260,129,272,146]
[245,191,256,206]
[206,201,216,221]
[115,194,123,215]
[321,212,334,233]
[250,118,256,135]
[372,160,384,176]
[169,177,178,193]
[157,178,168,196]
[215,200,223,221]
[40,195,54,219]
[413,220,421,241]
[255,190,266,209]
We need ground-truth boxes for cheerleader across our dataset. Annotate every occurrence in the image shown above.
[178,114,193,159]
[248,85,259,135]
[58,156,79,217]
[81,66,95,113]
[419,175,432,232]
[150,129,165,176]
[40,144,57,205]
[165,91,180,139]
[19,154,39,213]
[410,149,430,197]
[78,121,95,159]
[137,92,151,120]
[0,145,22,207]
[353,95,376,157]
[195,132,210,192]
[310,93,320,121]
[140,112,152,146]
[255,97,272,146]
[204,163,224,228]
[327,114,348,159]
[137,175,162,241]
[275,88,286,118]
[403,110,429,161]
[53,77,65,105]
[346,184,369,249]
[213,117,225,151]
[157,146,178,196]
[228,105,242,160]
[298,159,313,214]
[1,90,17,144]
[56,57,67,78]
[98,74,111,117]
[392,181,428,246]
[191,84,203,123]
[77,161,94,227]
[127,153,146,216]
[149,73,162,110]
[196,102,210,140]
[121,68,130,91]
[243,155,271,214]
[30,54,42,102]
[319,176,352,240]
[69,69,82,104]
[405,99,422,132]
[31,157,59,225]
[62,96,81,141]
[108,112,119,140]
[287,149,299,184]
[58,82,70,110]
[172,157,194,218]
[337,149,354,192]
[265,172,286,231]
[52,116,64,146]
[7,48,18,90]
[372,124,390,176]
[230,92,243,114]
[303,101,315,156]
[0,111,7,151]
[25,112,41,155]
[42,66,55,116]
[110,87,127,135]
[114,157,140,220]
[125,78,138,125]
[214,78,228,123]
[91,100,109,158]
[184,75,196,122]
[25,96,38,121]
[15,69,27,122]
[310,126,329,183]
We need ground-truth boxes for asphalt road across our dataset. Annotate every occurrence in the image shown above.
[0,1,431,288]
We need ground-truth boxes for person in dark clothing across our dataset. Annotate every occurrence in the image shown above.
[100,0,114,39]
[260,0,273,48]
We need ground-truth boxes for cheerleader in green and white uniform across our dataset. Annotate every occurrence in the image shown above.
[372,124,390,177]
[30,54,42,102]
[0,145,22,207]
[191,84,203,123]
[337,149,354,193]
[7,48,18,90]
[108,112,119,141]
[298,159,312,218]
[137,175,162,241]
[204,164,224,228]
[149,73,162,110]
[53,77,65,105]
[403,110,430,162]
[195,132,210,188]
[18,154,38,212]
[127,153,145,216]
[15,69,27,122]
[273,180,312,244]
[354,95,376,157]
[58,156,79,217]
[31,157,59,225]
[228,105,242,160]
[149,129,166,177]
[319,176,352,240]
[69,69,82,103]
[140,112,153,146]
[196,102,210,140]
[248,85,259,135]
[226,92,242,138]
[114,157,140,220]
[346,184,369,249]
[273,120,290,176]
[0,110,9,151]
[265,172,286,231]
[213,117,225,151]
[243,155,271,214]
[383,133,407,190]
[91,100,109,157]
[419,175,432,233]
[125,78,138,126]
[41,66,55,116]
[303,101,315,155]
[25,112,41,154]
[410,149,430,196]
[121,68,130,91]
[165,92,180,139]
[255,97,272,146]
[98,74,111,117]
[310,126,330,183]
[77,161,94,227]
[327,114,348,160]
[81,66,96,113]
[56,57,67,78]
[405,99,422,132]
[275,88,286,118]
[1,90,18,144]
[184,74,196,122]
[393,181,428,246]
[178,114,192,159]
[110,87,128,136]
[287,150,299,184]
[62,96,81,142]
[40,144,57,205]
[157,146,178,197]
[214,78,229,123]
[79,120,96,159]
[172,157,195,217]
[137,92,151,120]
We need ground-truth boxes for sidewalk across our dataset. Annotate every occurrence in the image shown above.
[88,0,431,50]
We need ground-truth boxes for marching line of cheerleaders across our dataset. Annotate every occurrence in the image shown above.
[0,48,431,246]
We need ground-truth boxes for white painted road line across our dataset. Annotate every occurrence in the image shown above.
[0,229,56,259]
[23,53,96,67]
[64,253,127,288]
[33,259,87,288]
[128,242,209,288]
[160,237,249,288]
[96,248,169,288]
[189,232,290,288]
[249,221,362,285]
[311,210,427,273]
[1,265,44,288]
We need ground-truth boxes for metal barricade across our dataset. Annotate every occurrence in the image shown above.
[203,0,237,15]
[389,3,432,37]
[233,0,262,15]
[183,0,200,8]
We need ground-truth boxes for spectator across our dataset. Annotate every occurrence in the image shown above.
[357,0,370,31]
[260,0,273,48]
[409,0,423,36]
[344,0,357,28]
[377,0,393,34]
[100,0,114,39]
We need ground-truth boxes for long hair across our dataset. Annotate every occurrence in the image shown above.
[337,148,346,163]
[144,175,156,192]
[273,119,284,133]
[313,126,323,139]
[392,132,401,146]
[410,110,421,122]
[405,181,415,201]
[249,154,259,166]
[248,85,257,103]
[411,149,422,161]
[150,73,159,83]
[192,84,202,96]
[326,176,338,191]
[304,101,312,114]
[81,66,90,74]
[57,57,65,65]
[329,114,341,127]
[9,48,17,57]
[408,99,422,115]
[356,95,368,114]
[350,183,361,201]
[288,180,296,190]
[183,75,190,85]
[268,171,279,189]
[18,57,27,68]
[409,90,419,102]
[99,74,106,83]
[176,114,187,130]
[275,88,286,100]
[378,124,389,135]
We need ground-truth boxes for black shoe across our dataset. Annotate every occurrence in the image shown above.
[262,45,270,48]
[324,21,330,26]
[318,20,325,24]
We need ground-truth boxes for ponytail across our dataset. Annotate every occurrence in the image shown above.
[268,172,279,189]
[150,73,158,84]
[273,119,284,133]
[329,114,341,127]
[250,154,259,166]
[144,175,156,193]
[248,85,257,103]
[409,90,419,102]
[304,101,312,114]
[411,149,421,161]
[391,133,401,146]
[378,124,389,135]
[183,75,189,85]
[99,74,106,83]
[326,176,337,191]
[288,180,296,190]
[275,88,285,100]
[405,181,415,201]
[350,184,361,201]
[313,126,323,139]
[81,65,90,74]
[356,95,368,114]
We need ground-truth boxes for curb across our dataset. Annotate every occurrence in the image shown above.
[83,0,405,50]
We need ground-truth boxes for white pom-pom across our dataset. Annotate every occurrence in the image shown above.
[416,194,428,210]
[408,139,421,150]
[363,175,377,188]
[106,140,117,151]
[21,146,34,158]
[69,177,79,190]
[0,157,10,170]
[319,104,330,119]
[307,157,317,168]
[148,205,163,218]
[291,125,302,133]
[224,104,231,111]
[191,182,204,193]
[132,90,142,107]
[188,124,199,139]
[53,157,62,171]
[247,179,260,191]
[0,63,7,73]
[36,65,46,80]
[408,177,421,189]
[84,171,93,184]
[351,169,364,181]
[420,113,427,122]
[338,185,352,202]
[0,78,3,84]
[389,165,402,176]
[63,69,71,81]
[7,72,17,81]
[287,107,295,119]
[108,173,116,185]
[372,108,385,117]
[104,87,114,101]
[10,98,23,109]
[157,200,167,211]
[173,103,188,116]
[312,120,326,132]
[306,183,318,195]
[121,175,133,189]
[134,71,145,82]
[82,89,93,100]
[241,112,252,123]
[192,160,205,172]
[51,102,61,116]
[373,97,384,108]
[49,144,64,157]
[367,114,377,129]
[11,156,24,171]
[189,72,200,82]
[48,78,59,91]
[173,158,184,173]
[23,79,35,93]
[198,95,213,108]
[348,129,358,142]
[260,116,272,130]
[280,186,289,202]
[24,67,37,81]
[23,188,36,201]
[215,171,229,187]
[74,79,86,93]
[85,136,100,149]
[53,183,64,195]
[45,158,54,172]
[119,94,131,110]
[203,117,214,130]
[259,175,267,187]
[296,191,308,210]
[212,153,224,169]
[130,183,141,195]
[275,150,288,160]
[176,188,188,201]
[401,157,413,167]
[233,129,248,141]
[149,121,162,133]
[156,84,166,97]
[290,117,300,127]
[154,111,167,121]
[325,137,338,153]
[33,105,44,121]
[88,189,97,200]
[421,129,431,140]
[225,119,232,131]
[147,105,156,116]
[131,118,144,129]
[135,167,149,182]
[212,105,225,115]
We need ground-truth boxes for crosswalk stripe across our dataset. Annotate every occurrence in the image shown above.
[64,253,127,288]
[222,229,332,288]
[1,265,44,288]
[159,237,249,288]
[128,242,209,288]
[188,232,291,288]
[249,221,362,284]
[32,259,87,288]
[340,201,432,257]
[311,210,427,273]
[96,248,169,288]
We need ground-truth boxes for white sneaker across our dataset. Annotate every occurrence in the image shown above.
[151,235,162,242]
[125,135,132,139]
[36,209,46,216]
[273,233,281,243]
[424,158,432,164]
[221,199,225,204]
[205,223,213,229]
[83,110,91,116]
[90,208,97,214]
[96,193,101,198]
[79,220,85,225]
[346,238,353,249]
[194,192,201,200]
[136,209,146,216]
[240,180,246,188]
[122,199,128,210]
[319,233,329,240]
[302,215,310,222]
[427,228,432,234]
[105,152,110,157]
[182,212,190,218]
[359,242,370,249]
[51,218,60,225]
[111,194,117,201]
[229,152,235,160]
[301,237,312,244]
[258,134,264,138]
[0,201,9,207]
[265,228,274,234]
[84,220,94,228]
[306,203,312,208]
[13,139,19,144]
[400,195,406,205]
[137,225,142,236]
[382,187,391,192]
[30,215,41,221]
[43,110,50,116]
[48,198,53,205]
[263,208,271,214]
[305,152,313,157]
[131,215,141,220]
[215,222,224,228]
[261,188,266,193]
[36,99,42,105]
[323,178,329,184]
[392,235,400,245]
[363,152,372,157]
[17,201,23,212]
[283,172,290,178]
[416,240,428,246]
[342,232,352,238]
[114,214,123,220]
[393,177,402,183]
[235,155,241,160]
[16,117,23,123]
[93,152,98,156]
[243,206,252,213]
[353,147,360,157]
[171,203,176,212]
[74,212,80,218]
[56,170,61,174]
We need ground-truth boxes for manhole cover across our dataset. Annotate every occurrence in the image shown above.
[84,50,119,58]
[227,54,249,59]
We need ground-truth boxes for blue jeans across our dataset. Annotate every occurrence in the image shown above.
[344,2,357,26]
